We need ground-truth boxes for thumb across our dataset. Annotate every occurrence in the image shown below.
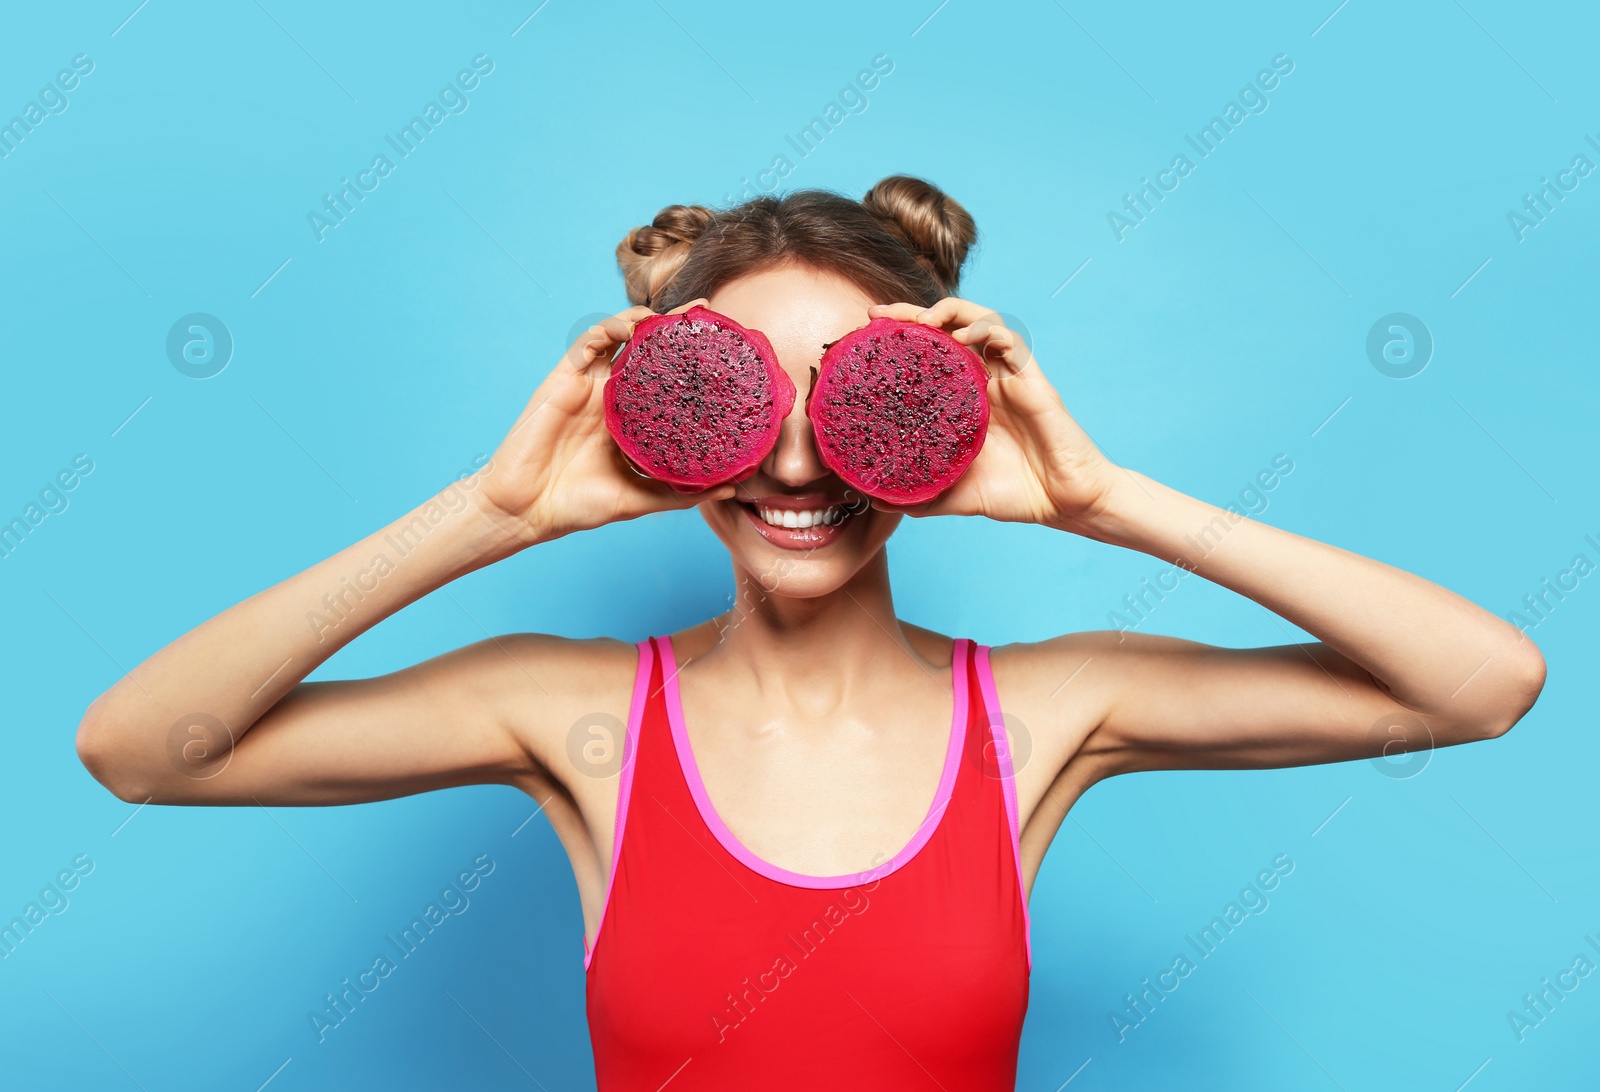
[661,479,738,509]
[870,497,943,518]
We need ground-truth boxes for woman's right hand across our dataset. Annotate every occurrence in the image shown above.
[471,299,736,545]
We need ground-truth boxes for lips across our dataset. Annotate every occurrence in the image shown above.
[734,493,870,550]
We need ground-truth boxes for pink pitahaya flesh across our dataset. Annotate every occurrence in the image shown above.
[604,306,796,491]
[807,318,990,506]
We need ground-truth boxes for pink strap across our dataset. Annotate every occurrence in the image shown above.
[583,638,653,970]
[974,643,1032,969]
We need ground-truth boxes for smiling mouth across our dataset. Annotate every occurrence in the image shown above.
[733,494,871,548]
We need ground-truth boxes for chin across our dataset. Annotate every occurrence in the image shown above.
[701,491,898,597]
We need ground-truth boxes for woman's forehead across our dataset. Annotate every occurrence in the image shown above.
[706,266,876,363]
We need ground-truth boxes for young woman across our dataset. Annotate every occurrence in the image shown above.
[76,176,1545,1089]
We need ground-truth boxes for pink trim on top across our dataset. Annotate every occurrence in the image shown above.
[658,634,970,890]
[583,638,654,971]
[974,644,1033,970]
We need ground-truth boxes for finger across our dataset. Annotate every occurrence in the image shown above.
[668,478,738,503]
[573,312,653,375]
[954,320,1035,379]
[870,298,999,338]
[866,302,928,321]
[623,475,738,517]
[912,297,968,328]
[585,306,653,349]
[950,312,1000,344]
[559,308,645,372]
[695,482,739,505]
[597,313,638,346]
[989,359,1074,426]
[611,304,655,324]
[866,298,969,328]
[567,326,616,373]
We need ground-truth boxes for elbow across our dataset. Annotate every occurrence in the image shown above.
[1472,641,1548,741]
[75,708,156,805]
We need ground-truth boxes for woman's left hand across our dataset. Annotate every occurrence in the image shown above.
[864,298,1120,534]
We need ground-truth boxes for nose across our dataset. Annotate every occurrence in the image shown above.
[761,376,830,487]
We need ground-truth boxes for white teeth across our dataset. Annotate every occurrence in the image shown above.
[755,504,850,529]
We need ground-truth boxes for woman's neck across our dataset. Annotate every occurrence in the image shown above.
[695,549,940,703]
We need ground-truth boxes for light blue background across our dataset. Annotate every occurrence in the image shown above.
[2,1,1595,1088]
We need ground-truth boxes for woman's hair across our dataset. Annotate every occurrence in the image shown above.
[615,176,977,312]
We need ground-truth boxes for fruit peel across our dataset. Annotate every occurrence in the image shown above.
[806,317,990,506]
[603,305,796,492]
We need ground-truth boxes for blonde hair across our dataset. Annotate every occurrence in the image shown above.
[615,176,977,312]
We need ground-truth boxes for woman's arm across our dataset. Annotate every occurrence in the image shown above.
[77,484,533,805]
[1009,470,1544,778]
[865,297,1545,783]
[76,304,730,806]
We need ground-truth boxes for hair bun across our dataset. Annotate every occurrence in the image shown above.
[861,176,976,293]
[616,204,715,307]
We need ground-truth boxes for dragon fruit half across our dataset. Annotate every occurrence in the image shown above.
[603,306,796,491]
[806,318,991,506]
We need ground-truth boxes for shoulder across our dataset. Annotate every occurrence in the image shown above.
[985,629,1208,696]
[980,631,1138,751]
[982,630,1214,756]
[487,631,643,698]
[468,633,646,773]
[966,633,1145,809]
[984,629,1114,689]
[901,621,958,667]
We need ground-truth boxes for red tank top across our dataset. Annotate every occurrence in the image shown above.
[583,635,1032,1090]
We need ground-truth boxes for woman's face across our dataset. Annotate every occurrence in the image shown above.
[697,264,902,597]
